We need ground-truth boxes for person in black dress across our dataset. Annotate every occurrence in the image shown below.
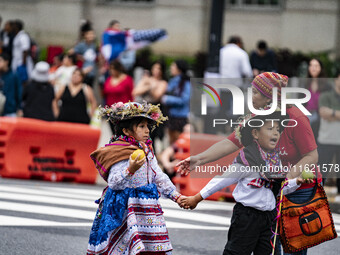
[55,68,97,124]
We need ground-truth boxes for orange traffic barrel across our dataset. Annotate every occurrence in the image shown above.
[173,132,190,160]
[0,117,100,183]
[172,132,239,201]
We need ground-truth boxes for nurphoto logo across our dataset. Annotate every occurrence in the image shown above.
[199,83,312,128]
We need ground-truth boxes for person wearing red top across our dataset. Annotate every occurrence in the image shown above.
[103,60,133,133]
[177,72,320,255]
[103,60,133,106]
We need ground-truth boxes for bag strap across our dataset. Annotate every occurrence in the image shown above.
[315,166,319,184]
[312,166,320,193]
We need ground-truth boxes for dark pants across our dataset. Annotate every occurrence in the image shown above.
[223,203,280,255]
[318,143,340,190]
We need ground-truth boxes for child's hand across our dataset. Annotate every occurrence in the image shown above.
[296,177,314,185]
[180,193,203,210]
[128,154,146,174]
[176,195,187,207]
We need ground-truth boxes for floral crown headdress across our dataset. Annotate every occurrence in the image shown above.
[234,105,283,146]
[99,101,168,131]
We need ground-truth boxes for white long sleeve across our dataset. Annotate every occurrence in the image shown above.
[200,163,300,211]
[150,156,181,202]
[200,163,253,200]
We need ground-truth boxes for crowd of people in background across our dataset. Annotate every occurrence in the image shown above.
[0,18,192,150]
[0,17,339,196]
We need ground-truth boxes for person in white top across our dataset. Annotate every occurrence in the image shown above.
[50,53,77,93]
[180,110,313,255]
[219,36,253,80]
[218,36,253,125]
[11,19,33,83]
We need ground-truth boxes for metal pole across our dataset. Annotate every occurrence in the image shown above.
[335,0,340,60]
[206,0,225,73]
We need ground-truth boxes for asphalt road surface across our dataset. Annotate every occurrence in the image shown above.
[0,178,339,255]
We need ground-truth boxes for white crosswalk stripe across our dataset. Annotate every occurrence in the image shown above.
[0,182,231,231]
[0,185,99,200]
[0,215,93,227]
[1,182,340,236]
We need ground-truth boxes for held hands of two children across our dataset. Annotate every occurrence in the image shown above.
[176,195,187,207]
[179,193,204,210]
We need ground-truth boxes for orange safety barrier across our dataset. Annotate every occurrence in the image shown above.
[172,132,240,201]
[0,117,101,184]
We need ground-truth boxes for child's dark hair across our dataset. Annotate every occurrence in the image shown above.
[113,117,154,138]
[240,114,285,147]
[241,125,261,147]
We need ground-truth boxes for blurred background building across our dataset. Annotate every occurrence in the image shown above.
[0,0,339,58]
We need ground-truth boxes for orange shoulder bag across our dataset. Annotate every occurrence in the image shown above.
[279,179,337,253]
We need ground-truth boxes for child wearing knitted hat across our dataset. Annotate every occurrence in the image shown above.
[87,102,185,255]
[180,110,312,255]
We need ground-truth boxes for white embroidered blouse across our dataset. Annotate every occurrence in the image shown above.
[107,152,181,202]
